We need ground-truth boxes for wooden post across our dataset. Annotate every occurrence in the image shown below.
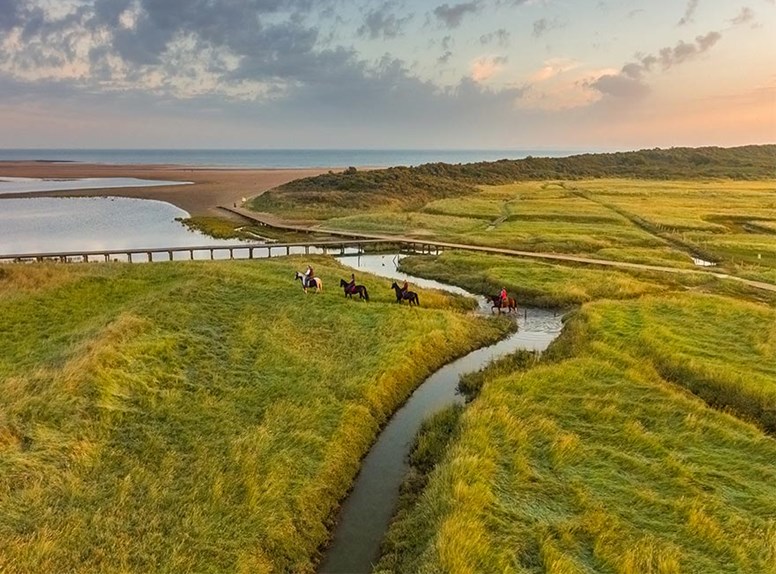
[210,249,214,260]
[249,248,254,260]
[128,253,132,263]
[168,251,173,261]
[229,248,234,260]
[190,250,194,260]
[286,245,290,256]
[305,245,309,255]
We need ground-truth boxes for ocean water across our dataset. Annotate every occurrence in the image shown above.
[0,148,580,168]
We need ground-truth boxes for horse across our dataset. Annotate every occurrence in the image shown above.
[391,282,420,306]
[488,294,517,314]
[340,278,369,301]
[295,271,322,293]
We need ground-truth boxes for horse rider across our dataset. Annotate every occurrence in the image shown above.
[346,273,357,294]
[401,280,409,296]
[500,286,508,306]
[305,265,314,289]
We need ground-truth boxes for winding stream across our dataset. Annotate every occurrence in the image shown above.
[320,254,564,573]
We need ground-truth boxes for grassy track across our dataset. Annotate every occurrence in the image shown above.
[377,292,776,573]
[0,257,508,573]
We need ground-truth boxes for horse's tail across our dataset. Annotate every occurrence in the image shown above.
[363,287,369,301]
[415,293,420,306]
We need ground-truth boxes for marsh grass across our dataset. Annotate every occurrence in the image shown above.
[177,216,254,240]
[398,251,670,308]
[0,257,508,573]
[255,174,776,275]
[551,293,776,433]
[375,254,776,572]
[377,297,776,573]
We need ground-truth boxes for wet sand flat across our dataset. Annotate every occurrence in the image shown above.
[0,162,330,216]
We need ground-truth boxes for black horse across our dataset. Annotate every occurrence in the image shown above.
[340,278,370,301]
[391,282,420,306]
[488,294,517,314]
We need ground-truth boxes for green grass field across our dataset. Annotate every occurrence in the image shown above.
[377,292,776,573]
[250,174,776,278]
[0,257,509,573]
[398,251,695,308]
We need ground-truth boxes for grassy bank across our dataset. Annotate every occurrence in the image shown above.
[551,294,776,433]
[0,257,508,573]
[376,291,776,573]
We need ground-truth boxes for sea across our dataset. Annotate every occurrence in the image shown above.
[0,148,581,168]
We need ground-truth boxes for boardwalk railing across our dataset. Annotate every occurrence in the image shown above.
[0,239,443,264]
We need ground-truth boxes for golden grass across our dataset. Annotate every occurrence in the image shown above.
[0,257,509,573]
[377,288,776,573]
[378,351,776,573]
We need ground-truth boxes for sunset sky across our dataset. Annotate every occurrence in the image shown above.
[1,0,774,149]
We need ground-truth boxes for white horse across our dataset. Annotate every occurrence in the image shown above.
[295,271,323,293]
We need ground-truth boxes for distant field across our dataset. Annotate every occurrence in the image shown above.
[355,179,774,272]
[249,167,776,278]
[377,292,776,573]
[0,258,507,573]
[245,146,775,279]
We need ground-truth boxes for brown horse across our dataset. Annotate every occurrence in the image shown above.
[340,278,369,301]
[391,282,420,306]
[488,294,517,314]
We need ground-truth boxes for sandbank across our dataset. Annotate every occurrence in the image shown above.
[0,162,331,217]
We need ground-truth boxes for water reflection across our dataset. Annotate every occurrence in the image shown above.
[0,197,242,256]
[0,177,191,195]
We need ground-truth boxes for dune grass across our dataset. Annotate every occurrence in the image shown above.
[0,256,509,574]
[177,216,254,240]
[377,292,776,574]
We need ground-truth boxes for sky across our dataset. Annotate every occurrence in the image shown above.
[0,0,774,150]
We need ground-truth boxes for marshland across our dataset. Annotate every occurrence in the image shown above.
[2,146,775,573]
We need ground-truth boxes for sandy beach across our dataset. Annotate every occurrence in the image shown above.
[0,162,330,217]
